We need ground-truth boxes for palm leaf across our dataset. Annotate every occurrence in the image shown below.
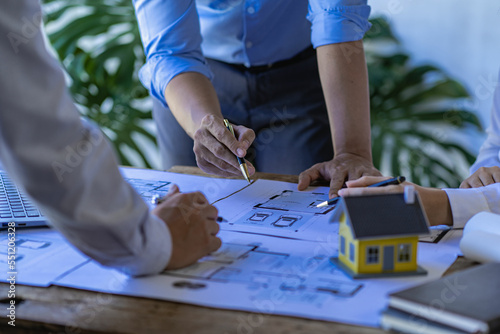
[43,0,154,168]
[366,17,481,187]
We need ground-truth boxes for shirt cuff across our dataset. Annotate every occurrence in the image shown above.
[443,188,491,228]
[308,4,371,47]
[113,213,173,276]
[139,55,213,107]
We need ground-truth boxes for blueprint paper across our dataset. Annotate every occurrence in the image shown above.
[435,228,463,256]
[120,167,250,205]
[54,230,457,327]
[0,170,461,328]
[0,168,248,286]
[214,179,338,241]
[0,228,89,286]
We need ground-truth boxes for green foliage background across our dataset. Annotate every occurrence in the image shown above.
[42,0,482,187]
[365,18,482,187]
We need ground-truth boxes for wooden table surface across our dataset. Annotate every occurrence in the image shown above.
[0,167,476,334]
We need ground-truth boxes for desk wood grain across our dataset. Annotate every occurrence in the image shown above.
[0,166,476,334]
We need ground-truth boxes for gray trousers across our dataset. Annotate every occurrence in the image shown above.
[153,48,333,174]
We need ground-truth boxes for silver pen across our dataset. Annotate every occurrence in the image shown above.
[223,119,251,183]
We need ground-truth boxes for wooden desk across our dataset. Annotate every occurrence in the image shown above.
[0,167,476,334]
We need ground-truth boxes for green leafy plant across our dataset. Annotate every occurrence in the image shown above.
[43,0,156,168]
[43,2,481,187]
[365,17,482,187]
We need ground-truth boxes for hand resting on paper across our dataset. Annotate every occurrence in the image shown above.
[297,153,382,199]
[152,185,222,270]
[337,176,453,227]
[460,166,500,189]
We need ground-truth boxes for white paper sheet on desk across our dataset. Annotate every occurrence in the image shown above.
[0,228,89,286]
[0,169,460,327]
[120,167,250,205]
[214,179,338,241]
[54,230,457,328]
[0,169,248,287]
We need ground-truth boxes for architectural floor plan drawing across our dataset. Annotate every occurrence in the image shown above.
[120,167,250,204]
[253,190,333,214]
[125,177,171,206]
[215,179,337,240]
[165,241,363,300]
[54,229,459,327]
[0,169,464,328]
[0,229,89,286]
[232,190,334,232]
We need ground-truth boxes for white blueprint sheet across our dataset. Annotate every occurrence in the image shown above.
[0,168,249,287]
[54,230,458,327]
[119,167,250,205]
[0,228,89,286]
[215,179,338,241]
[0,171,461,327]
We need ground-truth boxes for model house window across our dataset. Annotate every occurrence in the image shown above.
[340,236,346,255]
[349,243,355,262]
[366,246,379,264]
[397,243,411,262]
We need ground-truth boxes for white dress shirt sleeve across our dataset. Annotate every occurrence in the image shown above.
[470,69,500,173]
[443,70,500,228]
[0,0,172,276]
[444,184,500,228]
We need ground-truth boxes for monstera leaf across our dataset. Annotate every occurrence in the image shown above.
[43,0,155,167]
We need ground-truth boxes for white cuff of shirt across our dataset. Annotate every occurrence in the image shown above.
[115,213,173,277]
[443,188,491,228]
[131,213,172,276]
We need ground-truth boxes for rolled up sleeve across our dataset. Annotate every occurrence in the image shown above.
[307,0,371,47]
[133,0,213,106]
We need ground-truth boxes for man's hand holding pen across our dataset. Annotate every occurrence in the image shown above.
[192,114,256,179]
[151,184,222,270]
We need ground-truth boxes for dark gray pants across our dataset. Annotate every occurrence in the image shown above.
[153,49,333,174]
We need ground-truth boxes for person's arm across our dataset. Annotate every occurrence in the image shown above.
[165,73,256,177]
[338,176,500,228]
[338,177,453,226]
[298,41,381,197]
[151,185,221,270]
[298,0,380,197]
[443,183,500,228]
[0,0,220,276]
[461,71,500,188]
[132,0,255,177]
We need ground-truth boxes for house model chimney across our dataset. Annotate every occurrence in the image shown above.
[404,186,415,204]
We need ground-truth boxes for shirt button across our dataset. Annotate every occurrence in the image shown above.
[246,41,253,48]
[247,6,255,14]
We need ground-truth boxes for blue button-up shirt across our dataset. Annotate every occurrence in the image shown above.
[133,0,371,105]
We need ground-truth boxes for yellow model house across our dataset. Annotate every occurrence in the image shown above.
[330,191,430,278]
